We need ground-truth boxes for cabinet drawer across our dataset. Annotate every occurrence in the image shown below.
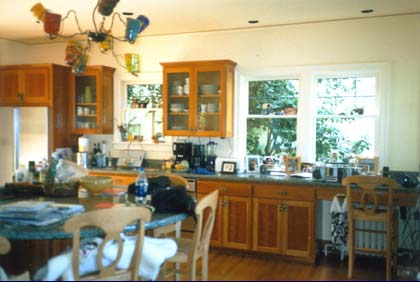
[111,175,136,186]
[198,180,253,196]
[254,184,315,201]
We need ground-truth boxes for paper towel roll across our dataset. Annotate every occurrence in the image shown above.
[78,136,89,152]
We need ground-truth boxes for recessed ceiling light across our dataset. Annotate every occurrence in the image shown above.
[361,9,374,14]
[248,20,259,24]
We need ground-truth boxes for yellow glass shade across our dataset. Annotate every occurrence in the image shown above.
[30,2,47,23]
[125,53,140,74]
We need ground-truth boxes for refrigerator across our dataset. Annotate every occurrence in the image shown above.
[0,107,49,185]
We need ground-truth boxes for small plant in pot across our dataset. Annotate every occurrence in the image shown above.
[137,98,150,108]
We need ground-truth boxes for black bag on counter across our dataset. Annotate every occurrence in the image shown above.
[151,186,196,217]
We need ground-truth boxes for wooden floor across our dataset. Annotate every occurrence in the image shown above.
[170,249,387,281]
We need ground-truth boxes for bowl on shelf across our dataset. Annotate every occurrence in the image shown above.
[199,84,219,94]
[79,176,112,195]
[170,103,185,112]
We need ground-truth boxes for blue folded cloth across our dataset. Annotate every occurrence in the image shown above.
[190,168,215,175]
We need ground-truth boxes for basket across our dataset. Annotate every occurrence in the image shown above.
[43,180,80,197]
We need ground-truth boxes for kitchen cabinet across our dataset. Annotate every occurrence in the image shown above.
[253,184,315,261]
[89,171,136,186]
[161,60,236,137]
[70,65,115,134]
[0,64,72,155]
[0,65,52,106]
[197,179,252,250]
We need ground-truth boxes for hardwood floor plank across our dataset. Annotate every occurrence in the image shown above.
[165,250,388,280]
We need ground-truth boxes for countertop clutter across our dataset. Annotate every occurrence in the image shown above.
[89,167,419,192]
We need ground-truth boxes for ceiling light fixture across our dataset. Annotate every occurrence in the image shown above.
[30,0,149,76]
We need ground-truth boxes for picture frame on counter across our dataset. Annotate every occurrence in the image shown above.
[245,155,261,174]
[284,156,301,174]
[221,161,237,174]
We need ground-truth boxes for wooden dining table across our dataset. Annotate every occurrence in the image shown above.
[0,190,188,277]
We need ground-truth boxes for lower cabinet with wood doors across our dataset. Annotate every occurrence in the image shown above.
[197,179,253,250]
[253,183,316,262]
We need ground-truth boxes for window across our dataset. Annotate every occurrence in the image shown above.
[121,83,163,143]
[246,78,299,156]
[315,76,377,162]
[242,63,387,165]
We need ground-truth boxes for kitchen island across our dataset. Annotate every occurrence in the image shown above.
[0,190,188,277]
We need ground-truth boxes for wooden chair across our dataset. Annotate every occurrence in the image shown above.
[151,174,189,238]
[342,175,399,281]
[165,189,219,281]
[63,207,152,281]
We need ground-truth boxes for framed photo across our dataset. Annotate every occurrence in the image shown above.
[356,156,379,174]
[284,156,301,174]
[221,161,237,174]
[357,164,370,175]
[245,155,261,174]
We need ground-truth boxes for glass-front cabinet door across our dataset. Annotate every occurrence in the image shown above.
[74,73,99,132]
[163,66,192,134]
[195,67,222,135]
[161,60,236,137]
[71,66,115,134]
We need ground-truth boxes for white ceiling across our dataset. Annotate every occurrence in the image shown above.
[1,0,419,45]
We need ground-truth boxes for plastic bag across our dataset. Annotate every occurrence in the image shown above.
[55,160,88,183]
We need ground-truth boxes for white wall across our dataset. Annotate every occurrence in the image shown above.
[1,14,419,170]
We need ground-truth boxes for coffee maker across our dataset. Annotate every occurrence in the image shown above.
[192,144,205,168]
[173,142,192,167]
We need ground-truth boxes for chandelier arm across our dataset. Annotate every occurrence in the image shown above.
[106,12,127,34]
[111,36,129,42]
[61,10,84,35]
[111,48,138,77]
[92,1,100,33]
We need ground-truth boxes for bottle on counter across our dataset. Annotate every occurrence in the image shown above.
[135,167,148,203]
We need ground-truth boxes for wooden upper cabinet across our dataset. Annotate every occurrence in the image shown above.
[0,65,51,106]
[70,66,115,134]
[161,60,236,137]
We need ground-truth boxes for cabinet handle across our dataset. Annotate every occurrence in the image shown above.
[18,93,24,103]
[219,187,227,192]
[279,203,287,212]
[223,200,229,207]
[279,191,288,196]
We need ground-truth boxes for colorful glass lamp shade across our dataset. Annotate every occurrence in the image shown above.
[30,0,149,75]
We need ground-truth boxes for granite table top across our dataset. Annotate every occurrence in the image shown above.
[0,193,188,240]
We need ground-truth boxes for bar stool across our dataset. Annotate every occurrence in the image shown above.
[342,175,399,281]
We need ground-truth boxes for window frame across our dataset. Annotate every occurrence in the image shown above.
[113,73,173,154]
[238,63,390,166]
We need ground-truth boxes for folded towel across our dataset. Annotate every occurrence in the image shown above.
[34,235,177,281]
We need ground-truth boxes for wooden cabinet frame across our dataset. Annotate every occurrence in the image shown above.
[161,60,236,137]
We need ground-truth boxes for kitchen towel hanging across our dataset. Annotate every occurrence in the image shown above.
[330,194,348,245]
